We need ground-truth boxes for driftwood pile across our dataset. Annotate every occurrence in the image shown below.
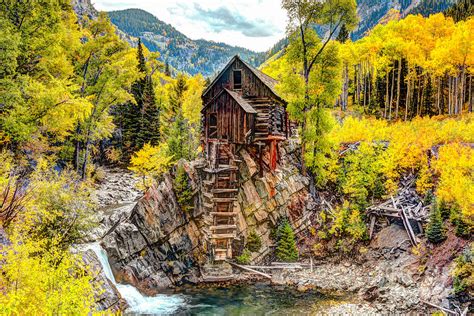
[367,174,431,245]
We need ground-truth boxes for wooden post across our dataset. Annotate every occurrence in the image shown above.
[270,139,277,171]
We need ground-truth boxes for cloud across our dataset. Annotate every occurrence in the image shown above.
[190,4,278,37]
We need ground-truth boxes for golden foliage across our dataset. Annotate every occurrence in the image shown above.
[129,143,174,188]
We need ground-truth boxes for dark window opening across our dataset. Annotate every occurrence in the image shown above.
[233,70,242,90]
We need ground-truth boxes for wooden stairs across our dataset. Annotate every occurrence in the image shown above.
[203,141,240,262]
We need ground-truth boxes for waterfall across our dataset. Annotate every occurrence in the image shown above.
[86,243,186,315]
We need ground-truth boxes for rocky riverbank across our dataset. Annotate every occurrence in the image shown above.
[275,224,470,314]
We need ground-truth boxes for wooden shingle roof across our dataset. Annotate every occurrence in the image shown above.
[200,88,257,114]
[224,89,257,114]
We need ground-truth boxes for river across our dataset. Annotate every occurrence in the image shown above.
[88,244,347,315]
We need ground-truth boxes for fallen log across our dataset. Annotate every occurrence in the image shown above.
[226,261,272,279]
[421,300,458,315]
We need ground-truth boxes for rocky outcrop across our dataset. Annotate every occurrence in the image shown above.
[100,139,316,293]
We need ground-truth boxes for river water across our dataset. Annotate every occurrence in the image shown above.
[88,244,346,315]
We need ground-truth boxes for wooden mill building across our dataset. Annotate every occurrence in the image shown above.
[201,55,289,262]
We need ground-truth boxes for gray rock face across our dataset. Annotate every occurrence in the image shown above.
[100,139,316,293]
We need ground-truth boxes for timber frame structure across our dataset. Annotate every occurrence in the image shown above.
[201,55,289,262]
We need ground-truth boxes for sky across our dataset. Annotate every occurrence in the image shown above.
[93,0,288,52]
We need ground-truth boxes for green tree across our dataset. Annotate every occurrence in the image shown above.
[426,203,447,244]
[73,13,139,179]
[246,230,262,252]
[281,0,357,174]
[275,220,298,262]
[0,1,90,148]
[173,164,194,213]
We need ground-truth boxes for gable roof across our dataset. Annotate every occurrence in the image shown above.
[200,88,257,114]
[202,55,284,102]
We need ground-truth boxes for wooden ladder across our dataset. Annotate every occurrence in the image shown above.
[203,141,240,262]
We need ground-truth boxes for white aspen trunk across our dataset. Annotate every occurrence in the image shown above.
[436,77,441,115]
[389,65,395,120]
[395,58,402,119]
[385,69,389,119]
[405,76,410,121]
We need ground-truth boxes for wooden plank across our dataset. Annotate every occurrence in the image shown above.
[391,196,417,246]
[369,215,376,240]
[210,212,238,216]
[210,233,236,239]
[211,188,239,194]
[226,261,272,279]
[210,225,237,230]
[212,197,237,203]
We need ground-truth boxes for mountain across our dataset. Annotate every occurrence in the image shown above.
[107,9,266,77]
[353,0,457,39]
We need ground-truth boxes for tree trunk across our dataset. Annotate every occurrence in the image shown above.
[448,76,452,115]
[405,76,410,121]
[385,69,389,119]
[368,68,372,109]
[343,63,349,110]
[436,77,441,115]
[395,59,402,119]
[420,74,426,116]
[389,65,395,120]
[81,138,91,181]
[469,74,472,113]
[73,125,81,172]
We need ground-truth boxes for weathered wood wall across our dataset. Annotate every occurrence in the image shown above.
[203,91,255,144]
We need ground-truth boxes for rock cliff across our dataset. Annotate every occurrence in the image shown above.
[99,139,316,293]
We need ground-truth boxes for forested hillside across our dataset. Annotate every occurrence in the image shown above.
[108,9,266,77]
[352,0,456,39]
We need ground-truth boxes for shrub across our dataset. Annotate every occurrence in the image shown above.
[426,203,446,244]
[173,164,194,213]
[0,233,96,314]
[275,220,298,262]
[452,244,473,295]
[337,142,385,210]
[246,230,262,252]
[235,249,251,265]
[329,201,367,243]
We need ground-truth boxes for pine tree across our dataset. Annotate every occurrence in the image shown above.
[426,204,446,244]
[275,220,298,262]
[336,24,350,43]
[173,164,194,213]
[246,230,262,252]
[164,61,171,77]
[122,39,159,156]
